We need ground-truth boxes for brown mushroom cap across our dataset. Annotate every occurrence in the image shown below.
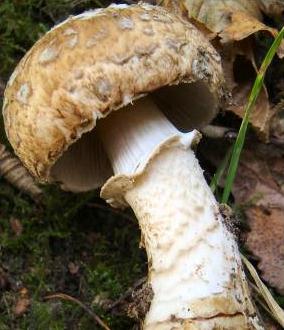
[3,3,225,192]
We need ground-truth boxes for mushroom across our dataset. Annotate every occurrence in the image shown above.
[3,3,263,329]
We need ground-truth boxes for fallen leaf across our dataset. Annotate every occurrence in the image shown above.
[229,80,272,140]
[270,102,284,144]
[220,10,277,42]
[162,0,284,56]
[245,207,284,295]
[162,0,284,140]
[169,0,262,34]
[258,0,284,19]
[233,145,284,294]
[13,298,30,316]
[221,40,276,140]
[10,218,23,237]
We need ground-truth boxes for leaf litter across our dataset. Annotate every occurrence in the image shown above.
[163,0,284,140]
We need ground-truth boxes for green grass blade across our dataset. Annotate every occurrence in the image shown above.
[210,146,232,193]
[222,27,284,204]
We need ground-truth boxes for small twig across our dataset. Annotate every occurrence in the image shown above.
[106,276,147,311]
[242,255,284,327]
[44,293,111,330]
[201,125,237,139]
[249,282,277,320]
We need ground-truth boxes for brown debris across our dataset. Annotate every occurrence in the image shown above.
[270,102,284,145]
[68,262,79,275]
[13,288,30,317]
[13,298,30,317]
[10,218,23,237]
[127,282,154,320]
[245,206,284,295]
[219,203,240,241]
[233,145,284,294]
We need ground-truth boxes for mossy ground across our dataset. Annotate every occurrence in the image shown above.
[1,1,284,329]
[0,1,146,329]
[0,179,146,329]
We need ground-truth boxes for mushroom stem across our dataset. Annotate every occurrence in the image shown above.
[98,98,263,329]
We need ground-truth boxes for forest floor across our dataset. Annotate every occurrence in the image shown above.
[0,1,284,329]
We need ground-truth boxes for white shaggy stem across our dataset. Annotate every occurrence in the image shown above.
[125,146,262,329]
[98,97,263,329]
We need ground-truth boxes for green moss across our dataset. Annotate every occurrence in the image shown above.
[0,0,113,79]
[0,176,145,328]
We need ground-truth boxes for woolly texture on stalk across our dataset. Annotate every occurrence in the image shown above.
[99,99,263,330]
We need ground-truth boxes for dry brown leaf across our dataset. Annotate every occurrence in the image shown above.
[163,0,284,55]
[221,40,276,140]
[270,102,284,144]
[220,10,277,42]
[162,0,284,140]
[13,298,30,316]
[10,218,23,237]
[245,207,284,295]
[233,145,284,294]
[258,0,284,19]
[229,81,272,140]
[179,0,262,34]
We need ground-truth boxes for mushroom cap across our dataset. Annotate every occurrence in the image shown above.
[3,3,225,192]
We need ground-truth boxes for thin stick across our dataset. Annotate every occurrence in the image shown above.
[44,293,111,330]
[242,255,284,327]
[106,276,147,311]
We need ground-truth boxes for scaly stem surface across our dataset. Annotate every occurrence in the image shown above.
[98,97,263,329]
[125,144,262,329]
